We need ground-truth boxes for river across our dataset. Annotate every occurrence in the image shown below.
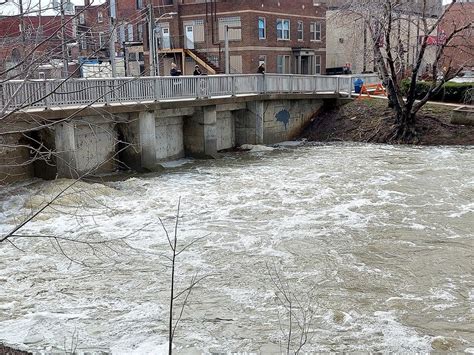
[0,143,473,353]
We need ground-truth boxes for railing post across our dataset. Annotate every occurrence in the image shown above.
[290,76,294,93]
[104,79,111,104]
[231,75,236,96]
[195,76,200,99]
[154,77,161,101]
[0,82,5,111]
[348,76,353,98]
[204,76,210,98]
[336,76,340,95]
[43,80,49,108]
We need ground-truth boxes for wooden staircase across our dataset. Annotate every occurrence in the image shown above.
[185,49,223,75]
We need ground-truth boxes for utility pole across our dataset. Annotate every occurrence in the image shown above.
[19,0,25,44]
[60,0,69,78]
[148,3,156,76]
[224,25,229,74]
[155,27,160,76]
[109,0,117,77]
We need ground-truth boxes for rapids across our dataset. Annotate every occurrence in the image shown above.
[0,143,473,353]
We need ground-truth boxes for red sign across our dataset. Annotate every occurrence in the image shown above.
[420,30,447,46]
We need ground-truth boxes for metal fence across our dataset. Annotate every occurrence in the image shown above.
[0,73,380,112]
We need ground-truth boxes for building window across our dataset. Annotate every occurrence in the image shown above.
[297,21,304,41]
[310,22,321,41]
[137,23,144,41]
[277,19,290,40]
[119,24,126,44]
[99,32,105,48]
[193,19,205,42]
[136,0,144,9]
[315,55,321,74]
[127,23,134,41]
[79,13,85,24]
[218,17,242,41]
[97,11,103,23]
[258,17,266,39]
[277,55,290,73]
[80,34,87,50]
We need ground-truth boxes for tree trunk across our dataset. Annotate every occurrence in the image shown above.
[394,110,417,142]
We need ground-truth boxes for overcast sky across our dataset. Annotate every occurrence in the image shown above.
[0,0,453,16]
[0,0,104,16]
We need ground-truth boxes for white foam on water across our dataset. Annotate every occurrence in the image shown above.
[160,159,194,168]
[273,140,305,147]
[111,338,168,355]
[1,144,473,352]
[239,144,275,152]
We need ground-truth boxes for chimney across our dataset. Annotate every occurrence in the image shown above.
[84,0,90,6]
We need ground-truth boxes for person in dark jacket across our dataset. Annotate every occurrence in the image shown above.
[258,63,265,74]
[170,62,181,76]
[193,65,202,76]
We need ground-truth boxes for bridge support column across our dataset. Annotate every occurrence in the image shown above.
[139,111,157,169]
[234,101,264,146]
[55,122,77,178]
[184,105,218,158]
[251,101,264,145]
[55,119,117,178]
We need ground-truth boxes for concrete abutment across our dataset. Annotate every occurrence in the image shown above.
[2,95,331,182]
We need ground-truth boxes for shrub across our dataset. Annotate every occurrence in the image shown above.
[400,79,474,103]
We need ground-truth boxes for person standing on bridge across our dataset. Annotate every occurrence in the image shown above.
[170,63,182,76]
[258,63,265,74]
[193,65,202,76]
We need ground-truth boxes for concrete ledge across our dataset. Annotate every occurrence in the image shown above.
[4,92,340,125]
[451,106,474,126]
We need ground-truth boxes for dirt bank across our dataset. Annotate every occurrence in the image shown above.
[0,344,31,355]
[301,99,474,145]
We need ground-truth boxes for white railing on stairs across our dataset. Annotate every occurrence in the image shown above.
[0,74,380,112]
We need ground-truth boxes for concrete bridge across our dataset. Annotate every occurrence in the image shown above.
[0,74,379,182]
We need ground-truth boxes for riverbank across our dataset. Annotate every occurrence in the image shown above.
[0,344,31,355]
[301,99,474,145]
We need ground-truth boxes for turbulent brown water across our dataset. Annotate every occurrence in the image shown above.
[0,143,473,353]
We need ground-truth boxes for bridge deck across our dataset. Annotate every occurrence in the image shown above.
[0,74,380,113]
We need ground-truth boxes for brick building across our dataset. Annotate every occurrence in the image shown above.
[149,0,326,75]
[439,1,474,71]
[71,0,327,76]
[0,15,77,78]
[75,0,111,59]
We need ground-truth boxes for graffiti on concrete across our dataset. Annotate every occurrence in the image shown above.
[275,109,290,129]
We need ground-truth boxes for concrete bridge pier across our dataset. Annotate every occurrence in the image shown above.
[138,111,158,170]
[136,110,186,170]
[234,101,264,146]
[184,105,218,158]
[55,118,117,178]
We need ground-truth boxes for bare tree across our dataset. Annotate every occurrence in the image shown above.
[266,261,316,354]
[0,3,212,354]
[341,0,473,141]
[159,198,208,355]
[0,0,148,184]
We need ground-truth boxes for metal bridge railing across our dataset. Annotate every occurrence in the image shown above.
[0,74,380,112]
